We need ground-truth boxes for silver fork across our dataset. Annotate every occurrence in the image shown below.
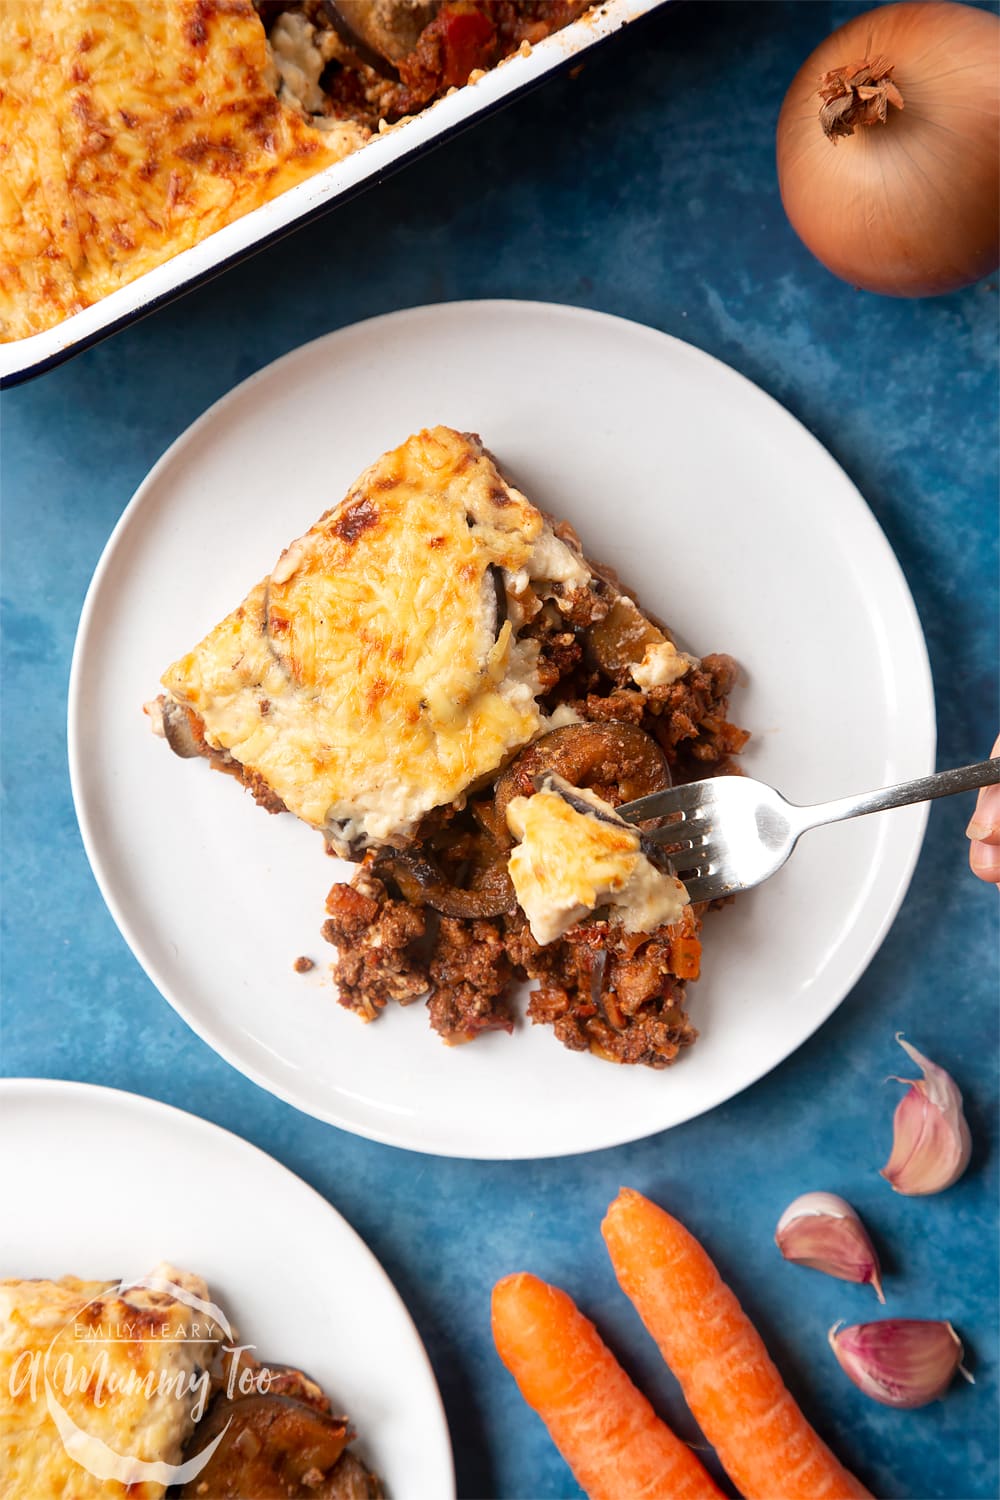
[618,758,1000,904]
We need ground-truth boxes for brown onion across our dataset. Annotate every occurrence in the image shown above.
[776,2,999,296]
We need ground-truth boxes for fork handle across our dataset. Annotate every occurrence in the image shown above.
[799,757,1000,832]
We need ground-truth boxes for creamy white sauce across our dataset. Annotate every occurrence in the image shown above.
[267,12,336,117]
[630,638,699,689]
[525,526,590,587]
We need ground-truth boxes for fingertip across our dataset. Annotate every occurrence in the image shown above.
[967,777,1000,844]
[965,820,1000,845]
[970,839,1000,884]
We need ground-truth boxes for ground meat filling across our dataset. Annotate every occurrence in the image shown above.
[426,917,515,1042]
[258,1,593,131]
[322,572,749,1068]
[322,868,428,1019]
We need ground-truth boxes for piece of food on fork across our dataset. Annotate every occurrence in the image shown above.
[148,425,748,1066]
[618,758,1000,903]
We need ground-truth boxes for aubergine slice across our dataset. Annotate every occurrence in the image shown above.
[178,1386,382,1499]
[584,593,667,678]
[493,722,670,827]
[376,847,516,917]
[321,0,439,70]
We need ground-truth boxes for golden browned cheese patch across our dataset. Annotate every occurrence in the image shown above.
[0,1267,223,1498]
[507,776,689,944]
[160,427,590,849]
[0,0,368,341]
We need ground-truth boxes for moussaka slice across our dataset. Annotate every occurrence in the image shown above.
[0,1265,223,1499]
[150,426,595,854]
[151,425,749,1067]
[0,1267,383,1499]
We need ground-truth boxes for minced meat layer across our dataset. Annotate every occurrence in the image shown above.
[258,1,593,130]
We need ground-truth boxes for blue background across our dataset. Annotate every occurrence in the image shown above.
[1,3,997,1496]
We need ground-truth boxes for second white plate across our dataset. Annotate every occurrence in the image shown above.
[68,301,934,1158]
[0,1079,454,1495]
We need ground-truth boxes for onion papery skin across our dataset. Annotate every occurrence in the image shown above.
[776,2,1000,297]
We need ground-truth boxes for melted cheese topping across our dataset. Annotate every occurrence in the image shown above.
[0,1265,222,1499]
[506,775,689,945]
[0,0,368,342]
[161,427,594,851]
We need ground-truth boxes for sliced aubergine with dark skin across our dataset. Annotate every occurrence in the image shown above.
[584,593,668,679]
[321,0,440,71]
[159,698,206,759]
[530,770,630,829]
[530,769,676,874]
[374,723,669,916]
[177,1388,382,1499]
[376,848,516,918]
[493,722,671,828]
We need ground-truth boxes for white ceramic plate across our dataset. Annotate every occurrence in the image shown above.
[68,301,935,1158]
[0,1078,455,1496]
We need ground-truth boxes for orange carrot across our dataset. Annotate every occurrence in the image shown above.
[670,934,702,979]
[602,1188,873,1500]
[491,1271,724,1500]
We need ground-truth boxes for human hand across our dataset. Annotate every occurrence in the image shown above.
[967,733,1000,884]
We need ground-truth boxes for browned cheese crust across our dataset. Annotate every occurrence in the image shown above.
[0,1,593,343]
[0,0,367,341]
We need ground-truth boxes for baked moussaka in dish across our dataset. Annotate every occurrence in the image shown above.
[149,426,748,1068]
[0,1,590,343]
[0,1265,381,1498]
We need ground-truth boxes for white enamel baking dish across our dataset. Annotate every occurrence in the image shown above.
[0,0,663,387]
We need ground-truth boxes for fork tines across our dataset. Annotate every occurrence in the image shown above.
[620,782,723,902]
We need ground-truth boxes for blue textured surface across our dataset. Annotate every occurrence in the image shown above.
[1,3,998,1497]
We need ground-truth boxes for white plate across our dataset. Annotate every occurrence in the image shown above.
[0,1078,455,1497]
[68,301,935,1159]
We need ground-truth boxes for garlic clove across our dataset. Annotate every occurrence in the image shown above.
[880,1035,972,1196]
[829,1319,973,1408]
[775,1192,884,1302]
